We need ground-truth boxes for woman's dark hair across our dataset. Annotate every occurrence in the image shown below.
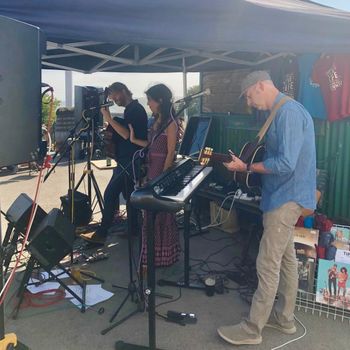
[341,267,348,273]
[145,84,174,130]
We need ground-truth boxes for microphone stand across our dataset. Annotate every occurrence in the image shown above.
[101,102,191,350]
[0,203,29,349]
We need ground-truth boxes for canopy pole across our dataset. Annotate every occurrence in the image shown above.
[65,71,73,108]
[182,57,188,124]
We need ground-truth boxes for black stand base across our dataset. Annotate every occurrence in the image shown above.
[157,279,205,291]
[101,308,142,336]
[13,259,86,319]
[101,186,144,336]
[115,341,164,350]
[109,281,140,323]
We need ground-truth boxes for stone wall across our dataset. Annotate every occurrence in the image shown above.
[202,69,252,115]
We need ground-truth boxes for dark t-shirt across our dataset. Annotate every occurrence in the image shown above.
[115,99,148,162]
[260,56,299,99]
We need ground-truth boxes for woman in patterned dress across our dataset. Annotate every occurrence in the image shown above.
[129,84,180,267]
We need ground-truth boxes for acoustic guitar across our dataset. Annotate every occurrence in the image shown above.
[199,96,291,193]
[199,145,265,192]
[103,117,127,160]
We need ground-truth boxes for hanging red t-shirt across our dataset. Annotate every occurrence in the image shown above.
[312,55,350,122]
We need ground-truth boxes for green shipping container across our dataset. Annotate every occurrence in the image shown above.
[204,114,350,222]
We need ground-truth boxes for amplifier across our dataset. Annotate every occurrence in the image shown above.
[28,208,75,269]
[60,191,92,226]
[6,193,47,237]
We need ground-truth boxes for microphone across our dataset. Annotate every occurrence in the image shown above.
[175,88,211,104]
[88,101,114,110]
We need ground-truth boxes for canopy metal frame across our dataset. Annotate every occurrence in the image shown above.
[42,41,293,74]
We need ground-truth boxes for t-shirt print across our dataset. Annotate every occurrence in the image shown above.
[297,54,326,119]
[312,55,350,122]
[326,64,342,91]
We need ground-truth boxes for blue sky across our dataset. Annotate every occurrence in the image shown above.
[314,0,350,11]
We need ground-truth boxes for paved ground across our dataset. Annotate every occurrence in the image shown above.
[0,162,349,350]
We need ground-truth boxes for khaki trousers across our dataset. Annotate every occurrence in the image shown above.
[242,201,302,335]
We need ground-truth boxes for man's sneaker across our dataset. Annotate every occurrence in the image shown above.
[217,324,262,345]
[265,313,297,335]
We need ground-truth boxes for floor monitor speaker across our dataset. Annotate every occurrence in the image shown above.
[28,208,75,269]
[6,193,47,237]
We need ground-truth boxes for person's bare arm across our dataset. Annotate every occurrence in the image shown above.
[129,124,148,147]
[163,122,177,171]
[101,107,129,140]
[223,152,271,174]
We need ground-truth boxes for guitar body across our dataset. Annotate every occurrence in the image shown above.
[234,142,265,192]
[199,143,265,193]
[103,117,127,160]
[103,124,117,159]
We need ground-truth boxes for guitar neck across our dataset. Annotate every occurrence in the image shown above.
[209,152,232,163]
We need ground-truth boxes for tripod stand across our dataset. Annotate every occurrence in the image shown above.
[44,112,104,223]
[101,162,145,335]
[73,115,104,214]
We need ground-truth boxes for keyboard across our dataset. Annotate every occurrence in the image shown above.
[130,158,212,212]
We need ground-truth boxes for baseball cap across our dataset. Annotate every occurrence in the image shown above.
[239,70,272,98]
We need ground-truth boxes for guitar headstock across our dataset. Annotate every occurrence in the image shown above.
[199,147,213,166]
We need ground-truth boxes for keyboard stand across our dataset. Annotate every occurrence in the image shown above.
[115,211,164,350]
[158,202,205,291]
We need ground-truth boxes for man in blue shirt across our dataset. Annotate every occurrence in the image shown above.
[217,71,316,345]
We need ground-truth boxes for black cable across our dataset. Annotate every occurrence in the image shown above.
[184,240,258,299]
[155,286,182,309]
[198,234,236,242]
[186,241,238,275]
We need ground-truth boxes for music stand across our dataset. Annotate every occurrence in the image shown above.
[178,116,212,159]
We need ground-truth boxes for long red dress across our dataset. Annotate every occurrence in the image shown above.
[141,127,180,267]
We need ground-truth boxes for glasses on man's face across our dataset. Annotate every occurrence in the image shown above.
[244,84,258,101]
[245,92,252,102]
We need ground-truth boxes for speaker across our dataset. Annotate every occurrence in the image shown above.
[6,193,47,237]
[74,86,104,126]
[60,191,92,226]
[28,208,75,269]
[0,16,42,167]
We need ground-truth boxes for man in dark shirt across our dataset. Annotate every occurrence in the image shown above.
[82,82,148,244]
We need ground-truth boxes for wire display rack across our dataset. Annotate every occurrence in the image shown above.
[296,281,350,323]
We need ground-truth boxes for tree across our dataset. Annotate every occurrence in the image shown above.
[176,85,201,118]
[41,94,61,126]
[186,85,200,117]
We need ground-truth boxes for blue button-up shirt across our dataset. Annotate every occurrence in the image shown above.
[260,93,316,213]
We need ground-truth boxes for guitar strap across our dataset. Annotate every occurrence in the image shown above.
[256,96,291,144]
